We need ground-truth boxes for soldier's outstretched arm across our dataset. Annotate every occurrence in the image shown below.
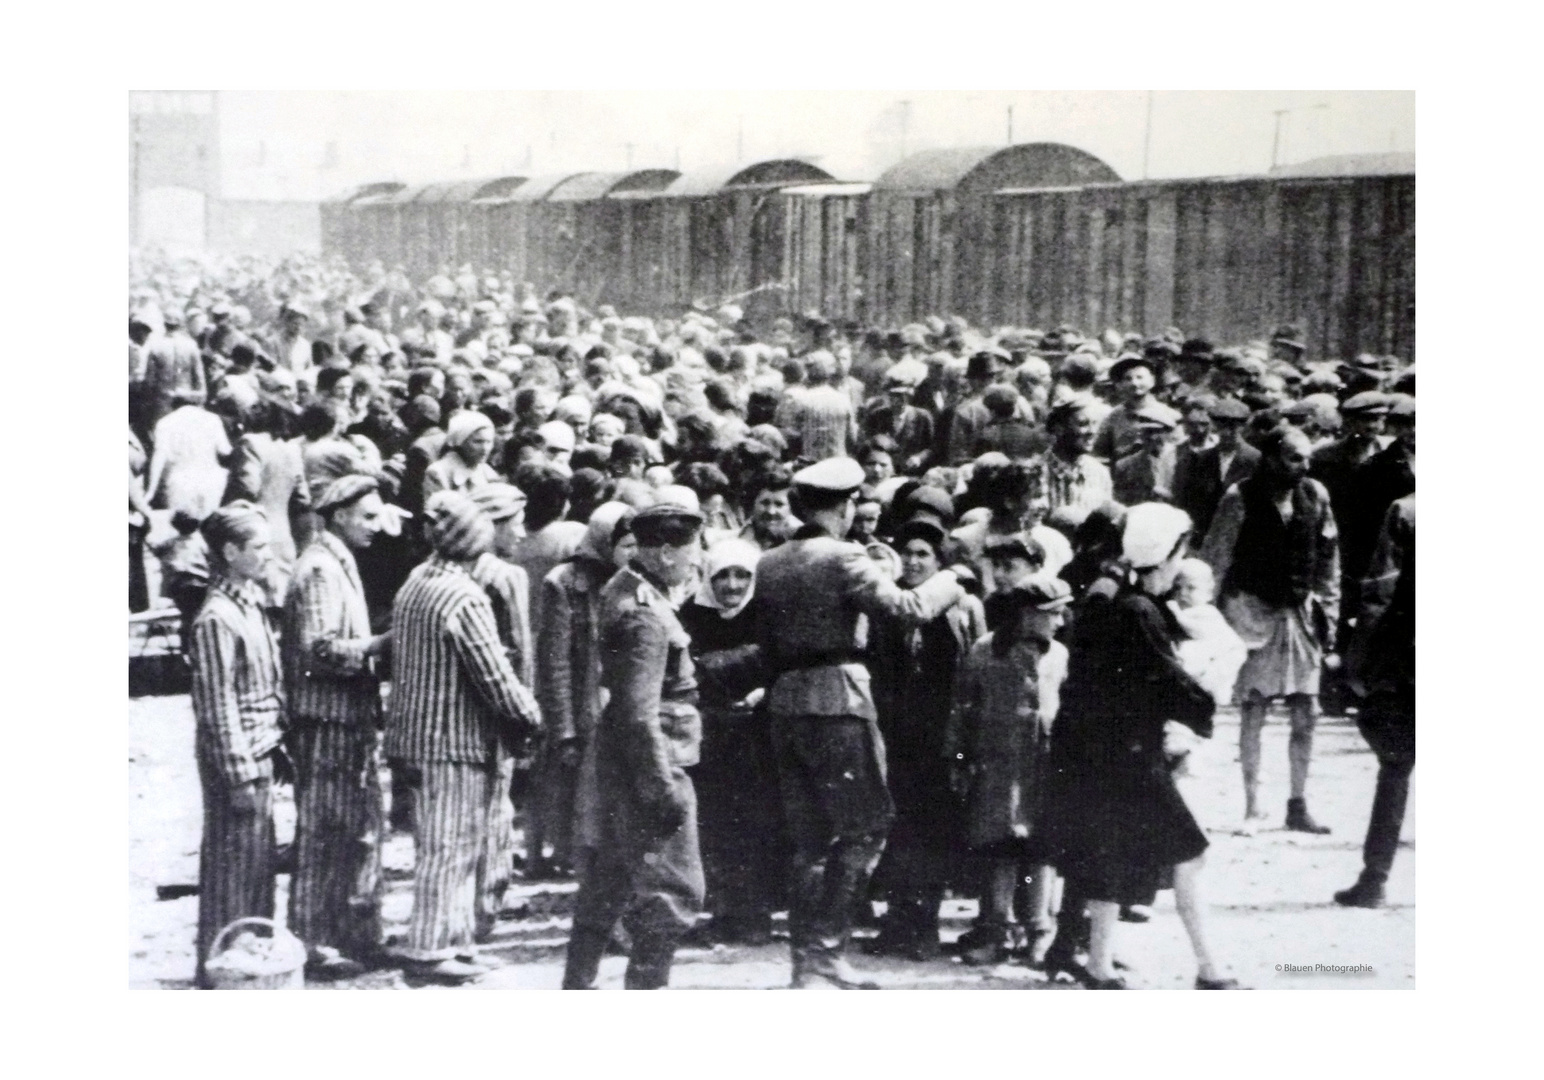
[842,546,963,627]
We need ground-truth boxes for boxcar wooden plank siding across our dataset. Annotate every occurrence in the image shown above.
[324,172,1412,361]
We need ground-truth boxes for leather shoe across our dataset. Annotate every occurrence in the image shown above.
[1195,975,1245,989]
[1285,798,1331,834]
[1334,878,1386,908]
[408,957,488,984]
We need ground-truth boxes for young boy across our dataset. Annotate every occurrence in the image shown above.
[949,577,1072,966]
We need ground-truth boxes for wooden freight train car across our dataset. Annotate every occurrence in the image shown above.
[323,142,1413,359]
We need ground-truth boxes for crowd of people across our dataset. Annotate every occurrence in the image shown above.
[128,249,1416,990]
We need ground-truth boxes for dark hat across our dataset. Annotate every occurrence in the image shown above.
[1341,391,1390,416]
[892,517,948,553]
[1143,338,1181,361]
[313,474,380,516]
[966,350,1006,381]
[630,502,705,547]
[900,484,955,527]
[983,532,1047,567]
[1179,338,1215,362]
[1108,354,1158,383]
[1208,397,1251,422]
[1047,399,1092,427]
[1271,324,1307,351]
[792,456,865,494]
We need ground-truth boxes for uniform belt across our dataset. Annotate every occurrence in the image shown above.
[772,650,865,675]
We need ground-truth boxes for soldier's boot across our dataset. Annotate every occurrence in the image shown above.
[562,926,611,989]
[622,935,678,990]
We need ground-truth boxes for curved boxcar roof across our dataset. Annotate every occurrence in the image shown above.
[874,143,1120,194]
[323,181,407,205]
[499,173,586,203]
[660,159,835,197]
[546,169,682,202]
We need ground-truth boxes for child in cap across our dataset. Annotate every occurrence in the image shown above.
[948,577,1072,966]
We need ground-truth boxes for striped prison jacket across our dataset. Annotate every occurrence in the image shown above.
[387,555,542,764]
[282,531,381,727]
[189,577,285,786]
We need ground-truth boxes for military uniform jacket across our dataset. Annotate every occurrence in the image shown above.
[586,567,701,844]
[755,524,964,721]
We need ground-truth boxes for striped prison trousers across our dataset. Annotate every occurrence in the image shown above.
[195,754,276,987]
[400,761,491,961]
[287,722,386,960]
[478,752,518,938]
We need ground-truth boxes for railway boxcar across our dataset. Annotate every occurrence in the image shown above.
[866,143,1122,326]
[320,182,405,269]
[985,171,1414,360]
[642,159,835,320]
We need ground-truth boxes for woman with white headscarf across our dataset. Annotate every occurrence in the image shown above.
[1038,504,1240,989]
[422,410,499,505]
[679,538,780,944]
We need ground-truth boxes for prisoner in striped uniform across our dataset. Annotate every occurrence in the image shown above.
[188,503,285,988]
[282,475,392,977]
[388,491,542,983]
[468,482,533,937]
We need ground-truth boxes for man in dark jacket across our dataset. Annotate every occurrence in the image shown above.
[1172,397,1259,537]
[562,503,707,990]
[1201,427,1340,834]
[1335,494,1415,908]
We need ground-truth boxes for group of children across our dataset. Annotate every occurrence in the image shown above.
[944,553,1245,959]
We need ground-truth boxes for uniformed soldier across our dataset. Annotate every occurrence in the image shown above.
[757,457,965,989]
[562,503,709,990]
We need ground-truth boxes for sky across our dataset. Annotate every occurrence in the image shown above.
[211,90,1415,201]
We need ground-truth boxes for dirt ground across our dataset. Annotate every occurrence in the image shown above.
[128,694,1413,990]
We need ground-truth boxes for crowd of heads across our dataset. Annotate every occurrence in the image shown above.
[129,246,1414,595]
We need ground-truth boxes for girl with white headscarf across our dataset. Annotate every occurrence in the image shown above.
[422,410,499,504]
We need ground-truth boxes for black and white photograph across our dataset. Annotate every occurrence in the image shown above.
[123,86,1418,993]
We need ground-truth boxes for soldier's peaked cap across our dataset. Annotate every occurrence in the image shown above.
[792,457,866,494]
[630,502,704,546]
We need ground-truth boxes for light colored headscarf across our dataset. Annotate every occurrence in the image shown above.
[696,537,760,619]
[443,410,495,453]
[576,501,635,566]
[1122,503,1193,571]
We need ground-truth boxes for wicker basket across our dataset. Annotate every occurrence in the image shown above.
[204,917,306,990]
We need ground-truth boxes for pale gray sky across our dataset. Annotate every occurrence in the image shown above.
[216,90,1413,201]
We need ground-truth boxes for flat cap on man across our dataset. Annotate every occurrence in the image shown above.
[1208,397,1252,422]
[1021,575,1073,610]
[792,456,866,494]
[1133,402,1178,430]
[1341,391,1390,416]
[1385,393,1416,420]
